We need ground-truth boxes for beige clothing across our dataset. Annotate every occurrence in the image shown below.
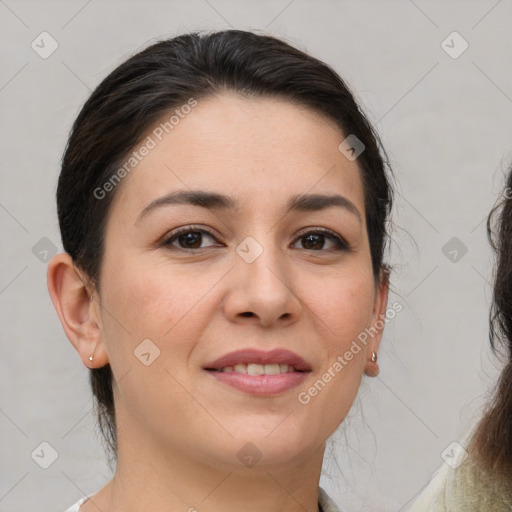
[410,451,512,511]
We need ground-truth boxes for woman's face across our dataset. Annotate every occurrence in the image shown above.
[89,93,388,469]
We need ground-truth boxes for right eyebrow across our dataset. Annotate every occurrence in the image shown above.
[136,190,238,224]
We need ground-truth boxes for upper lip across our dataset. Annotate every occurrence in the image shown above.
[203,348,312,372]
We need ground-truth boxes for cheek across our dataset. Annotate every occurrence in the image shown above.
[99,258,218,363]
[97,263,209,416]
[299,275,374,430]
[308,271,375,348]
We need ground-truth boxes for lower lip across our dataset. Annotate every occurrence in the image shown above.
[205,370,310,395]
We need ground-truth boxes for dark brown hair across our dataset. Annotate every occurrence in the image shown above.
[56,29,394,466]
[471,167,512,476]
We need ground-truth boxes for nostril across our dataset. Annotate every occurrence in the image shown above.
[241,312,254,317]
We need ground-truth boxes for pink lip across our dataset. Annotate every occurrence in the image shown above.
[203,348,312,396]
[203,348,312,371]
[207,371,309,396]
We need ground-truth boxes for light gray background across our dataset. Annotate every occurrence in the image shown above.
[1,1,512,511]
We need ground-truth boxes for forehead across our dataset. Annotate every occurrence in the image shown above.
[108,93,366,220]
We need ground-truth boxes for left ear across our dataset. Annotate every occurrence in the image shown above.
[364,269,389,377]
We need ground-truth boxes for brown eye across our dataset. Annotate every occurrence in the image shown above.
[175,231,203,249]
[293,229,349,252]
[304,234,322,250]
[164,228,219,250]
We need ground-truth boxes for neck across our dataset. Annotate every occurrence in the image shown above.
[88,410,326,512]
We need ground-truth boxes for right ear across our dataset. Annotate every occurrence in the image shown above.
[47,253,109,368]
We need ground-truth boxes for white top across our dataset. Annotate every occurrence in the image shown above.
[64,494,87,512]
[64,486,343,511]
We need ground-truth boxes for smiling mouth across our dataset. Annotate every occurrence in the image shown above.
[204,364,310,396]
[205,363,305,374]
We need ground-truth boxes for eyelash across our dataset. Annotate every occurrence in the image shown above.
[162,225,350,253]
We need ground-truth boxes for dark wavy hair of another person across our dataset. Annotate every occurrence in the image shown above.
[472,166,512,478]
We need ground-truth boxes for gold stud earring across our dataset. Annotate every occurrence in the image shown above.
[371,351,377,363]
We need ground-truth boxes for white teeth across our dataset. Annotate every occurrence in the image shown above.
[264,364,281,375]
[248,364,265,375]
[221,363,296,374]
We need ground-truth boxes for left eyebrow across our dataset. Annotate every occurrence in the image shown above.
[135,189,362,224]
[286,192,362,224]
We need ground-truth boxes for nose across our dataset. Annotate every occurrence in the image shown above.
[222,239,302,328]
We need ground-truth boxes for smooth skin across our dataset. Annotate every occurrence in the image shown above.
[48,92,388,512]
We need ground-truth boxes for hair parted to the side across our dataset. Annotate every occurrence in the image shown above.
[56,29,395,467]
[471,166,512,477]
